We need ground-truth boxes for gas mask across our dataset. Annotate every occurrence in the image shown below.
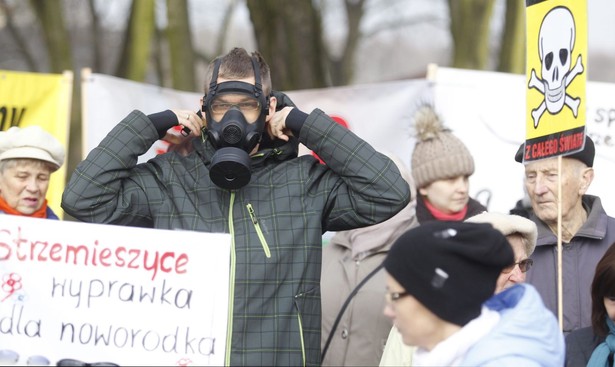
[202,57,269,190]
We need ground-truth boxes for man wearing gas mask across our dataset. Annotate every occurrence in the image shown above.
[62,47,410,366]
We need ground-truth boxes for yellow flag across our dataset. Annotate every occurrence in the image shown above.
[0,69,73,218]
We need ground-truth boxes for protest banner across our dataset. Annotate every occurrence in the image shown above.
[0,69,73,218]
[81,68,199,163]
[82,66,615,216]
[430,65,614,216]
[81,69,430,169]
[524,0,588,162]
[0,215,231,366]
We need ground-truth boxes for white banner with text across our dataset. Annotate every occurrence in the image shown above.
[82,68,615,215]
[0,215,231,366]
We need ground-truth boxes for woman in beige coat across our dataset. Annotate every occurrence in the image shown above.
[321,154,418,366]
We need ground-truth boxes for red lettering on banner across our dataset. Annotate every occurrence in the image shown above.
[0,227,190,281]
[559,132,584,153]
[530,138,559,159]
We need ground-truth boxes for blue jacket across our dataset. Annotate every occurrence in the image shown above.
[463,284,565,367]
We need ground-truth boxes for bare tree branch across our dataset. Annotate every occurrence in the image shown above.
[0,0,38,71]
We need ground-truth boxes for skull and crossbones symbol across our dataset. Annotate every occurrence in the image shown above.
[528,6,584,129]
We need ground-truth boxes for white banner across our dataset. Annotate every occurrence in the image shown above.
[0,215,231,366]
[82,71,430,169]
[432,66,615,215]
[81,69,200,163]
[81,68,615,215]
[284,80,430,168]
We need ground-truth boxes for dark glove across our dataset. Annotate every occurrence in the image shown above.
[271,90,296,111]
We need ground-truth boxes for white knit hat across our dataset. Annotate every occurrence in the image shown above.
[465,211,537,256]
[0,126,65,171]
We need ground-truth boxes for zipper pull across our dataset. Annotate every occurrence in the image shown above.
[247,204,258,225]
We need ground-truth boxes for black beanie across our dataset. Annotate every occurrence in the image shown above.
[514,135,595,167]
[384,221,514,326]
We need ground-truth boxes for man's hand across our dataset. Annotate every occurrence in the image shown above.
[268,106,294,142]
[164,109,206,144]
[268,91,296,141]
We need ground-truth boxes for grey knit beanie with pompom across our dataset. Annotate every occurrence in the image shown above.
[411,105,475,188]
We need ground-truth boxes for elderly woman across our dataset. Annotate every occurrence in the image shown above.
[382,221,563,366]
[379,211,539,366]
[0,125,65,219]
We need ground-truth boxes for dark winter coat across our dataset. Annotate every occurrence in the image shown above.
[61,109,410,366]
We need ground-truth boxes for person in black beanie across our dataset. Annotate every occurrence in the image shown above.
[383,221,565,366]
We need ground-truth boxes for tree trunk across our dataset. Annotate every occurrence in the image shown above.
[246,0,327,91]
[0,0,39,71]
[86,0,103,73]
[166,0,196,91]
[29,0,72,72]
[328,0,365,86]
[497,0,526,74]
[114,0,155,82]
[448,0,495,70]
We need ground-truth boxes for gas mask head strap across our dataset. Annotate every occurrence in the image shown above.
[203,56,268,116]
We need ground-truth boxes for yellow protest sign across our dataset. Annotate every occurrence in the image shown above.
[0,70,73,218]
[524,0,587,162]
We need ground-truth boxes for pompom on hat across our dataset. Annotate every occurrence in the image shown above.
[384,221,514,326]
[0,126,65,171]
[411,104,475,188]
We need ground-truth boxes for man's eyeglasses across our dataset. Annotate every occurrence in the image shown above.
[502,258,533,274]
[210,100,260,114]
[385,291,409,303]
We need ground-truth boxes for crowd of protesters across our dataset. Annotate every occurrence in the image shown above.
[2,47,614,367]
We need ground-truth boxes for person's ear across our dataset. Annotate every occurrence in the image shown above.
[266,95,277,121]
[579,167,594,194]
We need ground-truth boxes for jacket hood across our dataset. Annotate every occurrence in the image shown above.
[463,284,565,366]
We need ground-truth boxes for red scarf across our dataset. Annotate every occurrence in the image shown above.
[423,198,468,221]
[0,195,48,218]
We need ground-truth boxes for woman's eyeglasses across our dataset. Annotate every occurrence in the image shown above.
[502,258,533,274]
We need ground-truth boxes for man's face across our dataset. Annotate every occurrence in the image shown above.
[203,76,276,126]
[0,160,52,215]
[523,157,591,225]
[419,175,470,214]
[383,273,444,351]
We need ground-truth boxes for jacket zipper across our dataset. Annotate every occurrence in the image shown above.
[246,203,271,258]
[225,192,237,366]
[294,292,307,367]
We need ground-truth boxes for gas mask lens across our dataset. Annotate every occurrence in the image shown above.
[209,94,261,123]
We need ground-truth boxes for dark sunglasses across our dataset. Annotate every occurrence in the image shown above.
[502,258,533,274]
